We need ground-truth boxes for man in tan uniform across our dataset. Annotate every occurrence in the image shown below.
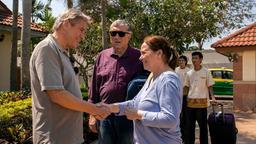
[184,51,216,144]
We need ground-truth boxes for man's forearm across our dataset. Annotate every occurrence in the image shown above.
[208,86,215,100]
[46,89,97,114]
[183,86,189,95]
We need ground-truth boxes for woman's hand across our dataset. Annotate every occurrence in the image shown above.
[125,107,142,120]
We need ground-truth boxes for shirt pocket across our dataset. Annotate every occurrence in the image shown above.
[199,76,207,88]
[119,66,134,83]
[97,66,112,85]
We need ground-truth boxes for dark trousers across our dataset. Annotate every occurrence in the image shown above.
[184,107,208,144]
[97,115,133,144]
[180,95,187,142]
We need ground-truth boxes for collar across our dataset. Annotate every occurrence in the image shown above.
[110,46,131,58]
[48,34,69,55]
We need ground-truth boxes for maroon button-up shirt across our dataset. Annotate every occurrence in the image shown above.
[88,47,143,104]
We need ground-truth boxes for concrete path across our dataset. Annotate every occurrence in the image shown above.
[235,112,256,144]
[195,100,256,144]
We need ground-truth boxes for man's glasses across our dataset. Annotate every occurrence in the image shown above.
[109,31,130,37]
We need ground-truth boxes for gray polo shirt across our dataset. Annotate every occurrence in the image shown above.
[30,34,83,144]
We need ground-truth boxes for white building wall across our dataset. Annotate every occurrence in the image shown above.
[243,50,256,81]
[0,31,11,90]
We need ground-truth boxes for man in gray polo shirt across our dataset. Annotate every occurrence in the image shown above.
[30,9,110,144]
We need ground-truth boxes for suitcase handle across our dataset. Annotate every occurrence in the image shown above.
[211,103,225,122]
[211,103,224,113]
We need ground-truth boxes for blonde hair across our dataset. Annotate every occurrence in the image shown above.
[52,8,92,32]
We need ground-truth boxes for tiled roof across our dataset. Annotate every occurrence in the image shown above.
[211,22,256,48]
[0,14,46,32]
[0,1,12,15]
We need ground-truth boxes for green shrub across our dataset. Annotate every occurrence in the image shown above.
[0,98,32,143]
[0,91,31,105]
[0,90,96,143]
[80,83,88,92]
[82,92,89,100]
[0,98,32,120]
[80,83,89,100]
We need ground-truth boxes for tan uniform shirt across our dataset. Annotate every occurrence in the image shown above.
[175,66,190,88]
[184,67,214,108]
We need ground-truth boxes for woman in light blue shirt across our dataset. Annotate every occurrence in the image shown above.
[108,35,182,144]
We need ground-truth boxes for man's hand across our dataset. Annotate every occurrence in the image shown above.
[210,96,218,105]
[88,115,98,133]
[92,103,111,120]
[125,108,142,120]
[183,86,189,96]
[209,86,217,105]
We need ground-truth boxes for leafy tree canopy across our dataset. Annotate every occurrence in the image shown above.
[78,0,256,52]
[41,0,255,87]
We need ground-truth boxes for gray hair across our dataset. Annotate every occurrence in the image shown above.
[110,19,132,32]
[52,8,92,32]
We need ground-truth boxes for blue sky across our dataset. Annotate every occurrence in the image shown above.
[1,0,66,17]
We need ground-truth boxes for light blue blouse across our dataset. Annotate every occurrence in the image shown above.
[118,71,182,144]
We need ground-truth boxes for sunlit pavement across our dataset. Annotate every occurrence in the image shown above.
[195,100,256,144]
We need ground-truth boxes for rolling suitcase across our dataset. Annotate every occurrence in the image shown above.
[207,103,238,144]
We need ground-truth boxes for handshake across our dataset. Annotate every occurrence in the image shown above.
[90,102,142,121]
[88,102,142,133]
[90,103,119,120]
[88,103,118,133]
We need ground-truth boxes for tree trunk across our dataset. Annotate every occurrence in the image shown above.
[67,0,73,8]
[196,39,203,50]
[10,0,19,91]
[101,0,108,49]
[21,0,32,90]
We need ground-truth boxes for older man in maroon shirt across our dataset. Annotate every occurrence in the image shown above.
[88,19,143,144]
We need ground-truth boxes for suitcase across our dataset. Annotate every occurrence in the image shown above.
[207,103,238,144]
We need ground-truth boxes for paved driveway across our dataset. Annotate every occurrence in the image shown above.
[195,100,256,144]
[235,112,256,144]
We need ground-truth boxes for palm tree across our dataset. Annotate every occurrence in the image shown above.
[48,0,74,8]
[10,0,19,91]
[101,0,108,49]
[20,0,32,90]
[32,0,45,22]
[66,0,74,8]
[31,1,54,47]
[39,3,55,32]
